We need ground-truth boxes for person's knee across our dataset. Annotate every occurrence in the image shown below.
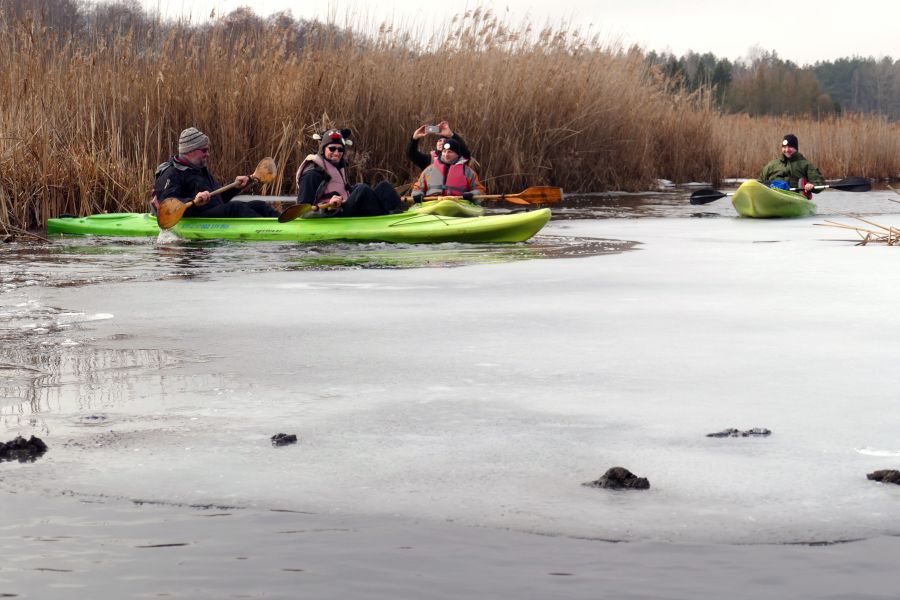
[247,200,277,217]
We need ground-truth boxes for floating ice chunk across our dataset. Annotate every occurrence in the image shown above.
[855,447,900,457]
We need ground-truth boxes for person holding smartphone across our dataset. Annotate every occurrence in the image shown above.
[410,138,485,202]
[406,120,471,170]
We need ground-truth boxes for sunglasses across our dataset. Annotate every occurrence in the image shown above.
[196,147,210,154]
[325,146,345,153]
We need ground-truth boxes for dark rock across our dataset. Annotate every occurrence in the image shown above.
[867,470,900,484]
[583,467,650,490]
[0,435,49,463]
[707,427,772,438]
[271,433,298,447]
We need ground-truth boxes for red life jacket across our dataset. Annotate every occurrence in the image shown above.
[421,158,473,196]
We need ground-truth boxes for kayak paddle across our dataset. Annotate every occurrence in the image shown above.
[476,186,563,205]
[690,177,871,206]
[791,176,871,194]
[277,202,317,223]
[402,186,564,206]
[689,189,733,205]
[157,157,278,229]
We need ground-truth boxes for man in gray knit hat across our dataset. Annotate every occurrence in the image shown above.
[152,127,277,218]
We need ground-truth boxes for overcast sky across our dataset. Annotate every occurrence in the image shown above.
[136,0,899,65]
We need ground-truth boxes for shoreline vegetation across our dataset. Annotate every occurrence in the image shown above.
[1,3,898,233]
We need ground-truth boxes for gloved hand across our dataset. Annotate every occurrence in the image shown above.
[462,192,474,201]
[411,191,424,203]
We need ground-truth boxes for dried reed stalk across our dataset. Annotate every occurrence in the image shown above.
[816,216,900,246]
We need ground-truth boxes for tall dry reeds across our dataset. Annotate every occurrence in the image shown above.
[0,7,897,232]
[714,113,900,180]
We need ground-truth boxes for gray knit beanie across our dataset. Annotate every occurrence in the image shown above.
[178,127,210,154]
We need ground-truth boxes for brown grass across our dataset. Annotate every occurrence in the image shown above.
[0,8,897,232]
[714,113,900,180]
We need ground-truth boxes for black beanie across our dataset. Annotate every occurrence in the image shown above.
[782,134,799,149]
[441,139,462,154]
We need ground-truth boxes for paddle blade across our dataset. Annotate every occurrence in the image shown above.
[830,176,871,192]
[689,189,727,205]
[503,196,531,205]
[157,199,190,229]
[277,203,314,223]
[509,186,563,204]
[251,157,277,185]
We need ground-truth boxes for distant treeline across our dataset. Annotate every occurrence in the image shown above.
[646,49,900,119]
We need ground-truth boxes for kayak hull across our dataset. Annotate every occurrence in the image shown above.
[731,180,815,218]
[47,204,549,244]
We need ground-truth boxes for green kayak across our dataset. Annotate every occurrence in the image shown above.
[731,180,816,218]
[47,200,548,243]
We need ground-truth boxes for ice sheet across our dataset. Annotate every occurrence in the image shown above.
[4,211,900,544]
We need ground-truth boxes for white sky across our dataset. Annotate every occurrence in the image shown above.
[137,0,899,65]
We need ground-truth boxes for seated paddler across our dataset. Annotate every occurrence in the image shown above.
[153,127,277,218]
[759,133,825,199]
[295,128,401,217]
[410,138,485,203]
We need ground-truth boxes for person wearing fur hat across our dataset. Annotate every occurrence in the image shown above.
[295,128,401,217]
[153,127,277,218]
[759,134,825,199]
[406,120,471,170]
[410,138,485,202]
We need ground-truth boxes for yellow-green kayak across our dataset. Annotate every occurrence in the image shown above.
[732,180,815,218]
[47,200,548,244]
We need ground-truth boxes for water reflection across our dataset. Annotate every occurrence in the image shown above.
[561,184,900,219]
[0,298,203,417]
[2,227,639,418]
[154,241,217,280]
[284,236,635,270]
[1,232,635,295]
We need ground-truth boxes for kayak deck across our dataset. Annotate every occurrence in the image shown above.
[47,203,549,244]
[731,180,815,218]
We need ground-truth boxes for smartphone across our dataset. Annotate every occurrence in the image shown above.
[425,125,440,134]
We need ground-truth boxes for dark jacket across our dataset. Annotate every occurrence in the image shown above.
[406,133,470,170]
[296,160,354,205]
[759,152,825,192]
[154,157,242,210]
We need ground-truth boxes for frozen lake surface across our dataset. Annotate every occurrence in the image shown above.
[3,187,900,597]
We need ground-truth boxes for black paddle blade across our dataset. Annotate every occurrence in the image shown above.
[831,177,872,192]
[689,189,727,205]
[277,203,314,223]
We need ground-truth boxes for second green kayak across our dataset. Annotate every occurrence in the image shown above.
[731,180,816,218]
[47,201,549,244]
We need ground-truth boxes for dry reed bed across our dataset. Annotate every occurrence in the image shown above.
[0,9,898,232]
[714,113,900,181]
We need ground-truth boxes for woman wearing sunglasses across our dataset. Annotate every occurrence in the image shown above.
[295,128,401,217]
